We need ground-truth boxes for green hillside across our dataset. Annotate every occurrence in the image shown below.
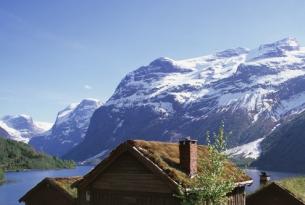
[0,137,75,172]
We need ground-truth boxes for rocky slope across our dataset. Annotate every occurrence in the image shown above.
[0,115,52,143]
[252,110,305,172]
[30,99,102,156]
[64,38,305,162]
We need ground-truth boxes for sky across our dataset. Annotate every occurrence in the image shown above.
[1,0,305,122]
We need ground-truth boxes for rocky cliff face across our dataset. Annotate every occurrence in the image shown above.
[30,99,101,156]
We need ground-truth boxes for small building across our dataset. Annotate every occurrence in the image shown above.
[73,139,252,205]
[19,176,81,205]
[247,177,305,205]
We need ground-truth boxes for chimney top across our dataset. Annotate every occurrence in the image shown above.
[179,137,198,177]
[179,137,197,144]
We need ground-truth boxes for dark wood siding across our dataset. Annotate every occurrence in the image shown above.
[92,153,173,193]
[23,183,74,205]
[91,190,179,205]
[227,187,245,205]
[77,152,247,205]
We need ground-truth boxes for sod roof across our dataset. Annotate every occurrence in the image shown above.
[19,176,82,202]
[129,140,251,186]
[75,140,251,190]
[277,177,305,203]
[50,177,82,198]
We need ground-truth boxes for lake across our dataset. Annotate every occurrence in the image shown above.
[1,166,304,205]
[0,166,93,205]
[245,168,305,193]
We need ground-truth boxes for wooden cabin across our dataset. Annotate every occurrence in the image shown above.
[19,177,81,205]
[247,178,305,205]
[72,139,252,205]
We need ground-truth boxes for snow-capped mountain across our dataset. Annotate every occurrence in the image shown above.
[0,114,52,143]
[30,99,102,156]
[64,38,305,162]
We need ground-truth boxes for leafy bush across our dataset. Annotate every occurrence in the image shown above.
[0,137,75,171]
[0,168,4,183]
[178,123,235,205]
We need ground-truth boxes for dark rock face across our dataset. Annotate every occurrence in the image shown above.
[252,110,305,172]
[64,38,305,163]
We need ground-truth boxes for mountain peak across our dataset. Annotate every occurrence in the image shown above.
[215,47,249,58]
[0,114,51,143]
[30,99,101,156]
[246,37,300,61]
[260,37,300,51]
[149,57,175,67]
[79,98,102,106]
[56,99,101,125]
[2,114,32,121]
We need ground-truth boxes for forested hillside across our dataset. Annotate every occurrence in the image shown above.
[0,137,75,171]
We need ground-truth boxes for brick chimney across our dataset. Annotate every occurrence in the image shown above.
[179,137,198,177]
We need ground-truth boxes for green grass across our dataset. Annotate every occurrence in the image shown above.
[277,177,305,202]
[51,177,82,198]
[0,137,75,171]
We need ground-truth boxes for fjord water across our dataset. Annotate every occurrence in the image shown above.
[0,166,92,205]
[0,167,304,205]
[245,168,305,193]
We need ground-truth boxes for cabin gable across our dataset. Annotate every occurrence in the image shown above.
[74,140,251,205]
[20,182,74,205]
[92,152,173,193]
[247,183,305,205]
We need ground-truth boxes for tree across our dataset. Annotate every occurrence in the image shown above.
[0,168,4,183]
[178,122,235,205]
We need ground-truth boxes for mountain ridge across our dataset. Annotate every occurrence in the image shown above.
[0,114,52,143]
[30,98,102,156]
[63,38,305,163]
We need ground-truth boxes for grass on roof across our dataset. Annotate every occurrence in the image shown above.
[51,177,82,198]
[130,140,251,187]
[277,177,305,203]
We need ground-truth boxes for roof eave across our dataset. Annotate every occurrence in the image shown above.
[235,180,253,187]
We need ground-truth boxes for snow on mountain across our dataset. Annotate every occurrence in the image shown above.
[226,138,264,160]
[64,38,305,162]
[246,37,300,61]
[30,99,102,156]
[0,115,52,143]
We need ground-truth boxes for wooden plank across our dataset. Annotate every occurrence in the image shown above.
[92,153,172,193]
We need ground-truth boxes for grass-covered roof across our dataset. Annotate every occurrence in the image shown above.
[129,140,251,187]
[277,177,305,203]
[19,176,82,203]
[75,140,251,191]
[50,177,82,198]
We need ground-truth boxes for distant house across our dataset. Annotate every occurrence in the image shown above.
[72,139,252,205]
[247,178,305,205]
[19,177,81,205]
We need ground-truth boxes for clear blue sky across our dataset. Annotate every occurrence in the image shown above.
[1,0,305,122]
